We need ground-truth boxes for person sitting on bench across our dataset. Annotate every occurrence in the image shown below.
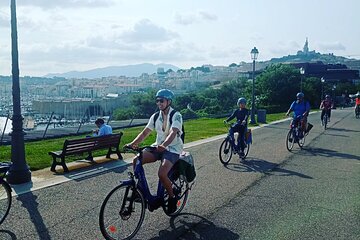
[85,118,112,161]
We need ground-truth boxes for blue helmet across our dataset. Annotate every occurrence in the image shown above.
[296,92,304,99]
[237,97,247,105]
[155,89,174,101]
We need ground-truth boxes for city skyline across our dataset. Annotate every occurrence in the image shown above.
[0,0,359,77]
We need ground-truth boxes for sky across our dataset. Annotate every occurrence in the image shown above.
[0,0,359,77]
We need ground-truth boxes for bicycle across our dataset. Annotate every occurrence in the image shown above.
[355,105,360,119]
[286,116,306,151]
[0,162,12,225]
[99,146,192,240]
[219,122,251,165]
[321,109,330,130]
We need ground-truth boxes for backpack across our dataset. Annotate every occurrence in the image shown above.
[153,110,185,143]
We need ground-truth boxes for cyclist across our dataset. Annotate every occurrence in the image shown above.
[355,92,360,114]
[319,95,333,125]
[224,97,249,158]
[127,89,183,214]
[286,92,311,136]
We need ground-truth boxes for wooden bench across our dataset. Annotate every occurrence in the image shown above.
[49,133,123,172]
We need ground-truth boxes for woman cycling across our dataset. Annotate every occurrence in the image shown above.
[224,98,249,158]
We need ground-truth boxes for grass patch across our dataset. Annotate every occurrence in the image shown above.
[0,112,287,171]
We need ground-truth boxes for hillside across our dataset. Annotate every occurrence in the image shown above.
[44,63,179,79]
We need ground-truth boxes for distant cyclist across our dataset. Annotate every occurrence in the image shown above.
[355,92,360,113]
[224,97,249,158]
[320,95,333,124]
[126,89,183,214]
[286,92,312,135]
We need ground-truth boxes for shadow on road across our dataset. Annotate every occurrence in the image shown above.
[11,183,51,240]
[226,158,312,179]
[0,230,16,240]
[297,147,360,161]
[149,213,239,240]
[322,133,349,138]
[327,127,360,133]
[54,160,129,182]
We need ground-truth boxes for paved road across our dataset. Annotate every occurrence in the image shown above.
[0,109,359,239]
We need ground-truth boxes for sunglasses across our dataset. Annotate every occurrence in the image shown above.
[156,98,165,103]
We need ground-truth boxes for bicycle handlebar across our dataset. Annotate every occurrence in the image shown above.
[123,145,157,153]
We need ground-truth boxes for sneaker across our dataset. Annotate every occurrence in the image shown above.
[239,151,245,158]
[167,196,178,214]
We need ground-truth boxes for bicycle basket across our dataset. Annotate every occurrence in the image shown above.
[178,152,196,182]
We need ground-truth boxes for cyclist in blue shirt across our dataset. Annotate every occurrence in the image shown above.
[286,92,311,134]
[224,97,249,158]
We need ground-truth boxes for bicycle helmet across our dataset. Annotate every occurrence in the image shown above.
[325,95,330,99]
[296,92,304,99]
[155,89,174,100]
[237,97,247,105]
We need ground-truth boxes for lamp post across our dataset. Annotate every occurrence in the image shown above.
[6,0,31,184]
[299,67,305,92]
[332,84,336,101]
[250,47,259,124]
[321,77,325,100]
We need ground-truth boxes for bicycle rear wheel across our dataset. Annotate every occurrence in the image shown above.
[241,143,250,160]
[286,129,295,151]
[0,180,12,225]
[164,175,189,216]
[323,114,328,130]
[219,138,232,165]
[99,184,145,240]
[298,132,306,148]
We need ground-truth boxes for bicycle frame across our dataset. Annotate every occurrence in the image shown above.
[121,148,177,209]
[225,123,247,151]
[290,116,303,139]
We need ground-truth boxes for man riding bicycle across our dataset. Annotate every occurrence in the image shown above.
[224,97,249,158]
[320,95,333,124]
[286,92,311,136]
[127,89,183,214]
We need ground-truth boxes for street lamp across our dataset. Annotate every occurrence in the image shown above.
[332,84,336,101]
[250,47,259,124]
[6,0,31,184]
[321,77,325,100]
[299,67,305,92]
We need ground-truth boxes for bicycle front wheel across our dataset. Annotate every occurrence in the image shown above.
[286,129,295,151]
[0,180,12,225]
[298,133,306,148]
[323,115,328,130]
[99,184,145,240]
[219,138,232,165]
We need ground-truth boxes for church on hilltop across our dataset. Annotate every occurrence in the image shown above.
[297,38,316,56]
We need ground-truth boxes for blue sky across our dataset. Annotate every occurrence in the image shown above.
[0,0,359,76]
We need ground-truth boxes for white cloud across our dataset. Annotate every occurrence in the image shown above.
[0,0,115,8]
[198,11,217,21]
[174,10,217,25]
[174,13,197,25]
[119,19,179,43]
